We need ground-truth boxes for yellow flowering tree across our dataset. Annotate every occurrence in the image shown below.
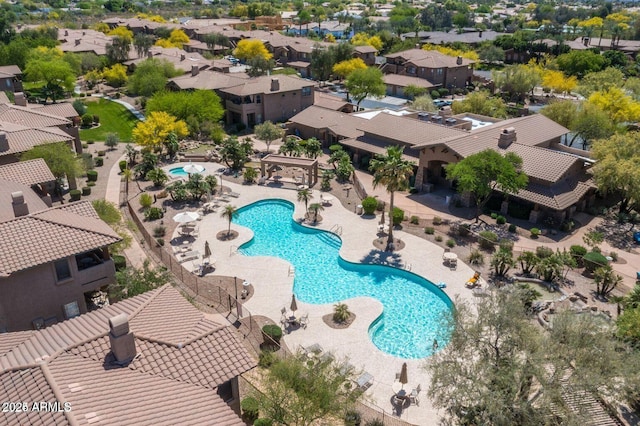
[422,44,480,61]
[332,58,367,80]
[233,39,272,62]
[350,33,382,51]
[325,33,336,43]
[541,70,577,96]
[588,87,640,123]
[137,13,166,22]
[107,26,134,43]
[102,64,128,87]
[578,17,603,40]
[132,111,188,152]
[94,22,110,33]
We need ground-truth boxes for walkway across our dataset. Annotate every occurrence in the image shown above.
[91,94,146,121]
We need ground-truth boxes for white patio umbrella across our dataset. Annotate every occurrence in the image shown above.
[183,161,205,174]
[173,211,200,223]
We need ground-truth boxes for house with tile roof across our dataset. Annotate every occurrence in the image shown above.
[353,45,378,66]
[0,65,23,93]
[0,199,122,332]
[124,46,212,74]
[383,48,475,95]
[0,285,256,425]
[288,107,596,223]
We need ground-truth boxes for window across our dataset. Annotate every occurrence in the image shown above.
[256,95,261,104]
[63,301,80,319]
[302,87,311,96]
[75,250,103,271]
[437,68,443,76]
[407,66,416,75]
[54,259,71,281]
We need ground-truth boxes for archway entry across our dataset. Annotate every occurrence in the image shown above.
[260,154,319,187]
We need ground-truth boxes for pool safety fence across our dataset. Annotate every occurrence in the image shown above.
[127,200,254,339]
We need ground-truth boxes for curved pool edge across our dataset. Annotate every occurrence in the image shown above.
[236,198,455,359]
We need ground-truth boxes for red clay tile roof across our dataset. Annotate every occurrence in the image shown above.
[220,74,315,96]
[169,70,249,91]
[357,112,466,146]
[0,286,254,426]
[0,201,121,276]
[0,158,55,186]
[0,104,71,128]
[385,48,475,67]
[289,105,366,139]
[514,178,595,211]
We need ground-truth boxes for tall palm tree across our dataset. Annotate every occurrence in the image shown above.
[221,205,238,237]
[297,188,313,216]
[308,202,324,224]
[369,146,415,251]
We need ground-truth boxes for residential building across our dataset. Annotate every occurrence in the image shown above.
[400,29,502,45]
[383,48,475,91]
[0,285,256,424]
[0,65,23,93]
[168,68,250,91]
[353,45,378,66]
[0,159,56,208]
[58,29,115,56]
[124,46,212,74]
[288,107,595,223]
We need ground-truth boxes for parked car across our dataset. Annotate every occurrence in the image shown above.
[433,99,452,108]
[634,231,640,244]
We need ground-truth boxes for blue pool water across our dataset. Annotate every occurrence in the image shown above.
[169,167,188,176]
[237,199,453,359]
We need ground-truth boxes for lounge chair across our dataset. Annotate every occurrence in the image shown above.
[304,343,323,355]
[228,191,240,198]
[465,272,481,288]
[410,384,421,406]
[356,372,374,390]
[299,313,309,329]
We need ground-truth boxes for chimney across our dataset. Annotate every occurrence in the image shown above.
[191,65,199,77]
[12,192,29,217]
[456,56,462,65]
[498,127,517,149]
[0,131,8,152]
[64,30,68,36]
[479,30,483,38]
[180,54,185,61]
[75,39,81,46]
[271,77,280,91]
[14,92,27,107]
[440,106,452,117]
[147,51,153,59]
[108,313,136,365]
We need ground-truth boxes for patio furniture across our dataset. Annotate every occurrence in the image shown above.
[179,250,200,263]
[228,191,240,198]
[303,343,323,356]
[409,384,421,406]
[356,372,374,390]
[298,313,309,329]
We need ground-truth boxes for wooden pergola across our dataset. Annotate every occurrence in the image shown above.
[260,154,318,187]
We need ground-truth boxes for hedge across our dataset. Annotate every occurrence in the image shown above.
[69,189,81,201]
[81,187,91,196]
[87,170,98,182]
[392,207,404,226]
[361,196,377,215]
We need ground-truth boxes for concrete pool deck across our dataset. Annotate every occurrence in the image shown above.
[166,162,477,424]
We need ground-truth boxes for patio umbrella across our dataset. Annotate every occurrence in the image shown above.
[290,294,298,314]
[183,161,205,174]
[173,211,200,223]
[399,362,408,389]
[204,240,212,259]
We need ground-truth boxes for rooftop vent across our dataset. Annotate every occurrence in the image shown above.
[417,112,430,121]
[445,118,457,126]
[431,115,443,124]
[191,65,199,77]
[498,127,517,149]
[456,56,463,65]
[14,92,27,107]
[0,131,8,152]
[12,191,29,218]
[180,54,186,61]
[108,313,136,365]
[271,77,280,92]
[75,39,81,46]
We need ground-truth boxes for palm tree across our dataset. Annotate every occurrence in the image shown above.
[221,205,238,237]
[369,146,415,251]
[185,173,210,201]
[297,188,313,216]
[308,203,324,224]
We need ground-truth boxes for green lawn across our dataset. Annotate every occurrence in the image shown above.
[79,98,140,142]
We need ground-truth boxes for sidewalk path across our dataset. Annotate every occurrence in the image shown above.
[91,94,145,121]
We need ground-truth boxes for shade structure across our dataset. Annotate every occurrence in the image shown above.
[290,294,298,313]
[173,211,200,223]
[321,194,334,202]
[204,240,212,259]
[399,362,408,388]
[183,162,205,174]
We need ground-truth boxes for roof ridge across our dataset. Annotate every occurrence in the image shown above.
[128,284,173,322]
[28,214,118,240]
[3,103,72,123]
[39,363,78,426]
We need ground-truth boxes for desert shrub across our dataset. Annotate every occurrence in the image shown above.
[392,207,404,226]
[583,251,608,272]
[69,189,81,201]
[241,397,259,422]
[254,419,273,426]
[446,239,456,248]
[508,223,517,233]
[376,200,385,211]
[157,190,168,199]
[153,226,166,237]
[530,227,540,238]
[94,157,104,167]
[144,207,163,221]
[258,350,277,368]
[243,166,258,184]
[424,226,435,235]
[333,303,351,323]
[361,196,378,215]
[609,251,618,262]
[536,246,553,259]
[496,215,506,225]
[139,193,153,209]
[433,216,442,225]
[344,410,362,426]
[81,187,91,196]
[435,235,443,242]
[112,254,126,271]
[119,160,127,172]
[478,230,498,250]
[570,245,587,266]
[431,90,440,99]
[262,324,283,344]
[468,249,485,265]
[87,181,96,187]
[490,212,498,219]
[365,420,385,426]
[82,143,88,149]
[458,223,471,237]
[156,237,164,246]
[561,219,575,232]
[93,114,100,124]
[87,170,98,182]
[81,113,93,127]
[97,150,106,157]
[410,215,419,224]
[86,139,95,144]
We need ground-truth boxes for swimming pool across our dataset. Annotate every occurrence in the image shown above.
[169,167,188,176]
[237,199,453,359]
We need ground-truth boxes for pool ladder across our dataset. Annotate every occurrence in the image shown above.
[330,224,343,236]
[230,245,238,256]
[288,265,295,277]
[404,262,412,271]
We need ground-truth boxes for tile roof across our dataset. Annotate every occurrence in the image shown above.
[0,65,22,77]
[220,74,315,96]
[515,178,595,210]
[0,201,121,276]
[0,158,55,186]
[403,30,502,44]
[29,103,79,119]
[125,47,212,73]
[0,179,49,223]
[385,48,475,67]
[504,143,581,183]
[0,103,72,128]
[168,70,249,91]
[0,92,8,104]
[340,137,419,161]
[383,73,435,89]
[0,367,71,426]
[354,45,378,54]
[0,331,34,354]
[0,126,74,156]
[314,92,351,111]
[356,112,466,146]
[0,286,254,426]
[289,105,366,139]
